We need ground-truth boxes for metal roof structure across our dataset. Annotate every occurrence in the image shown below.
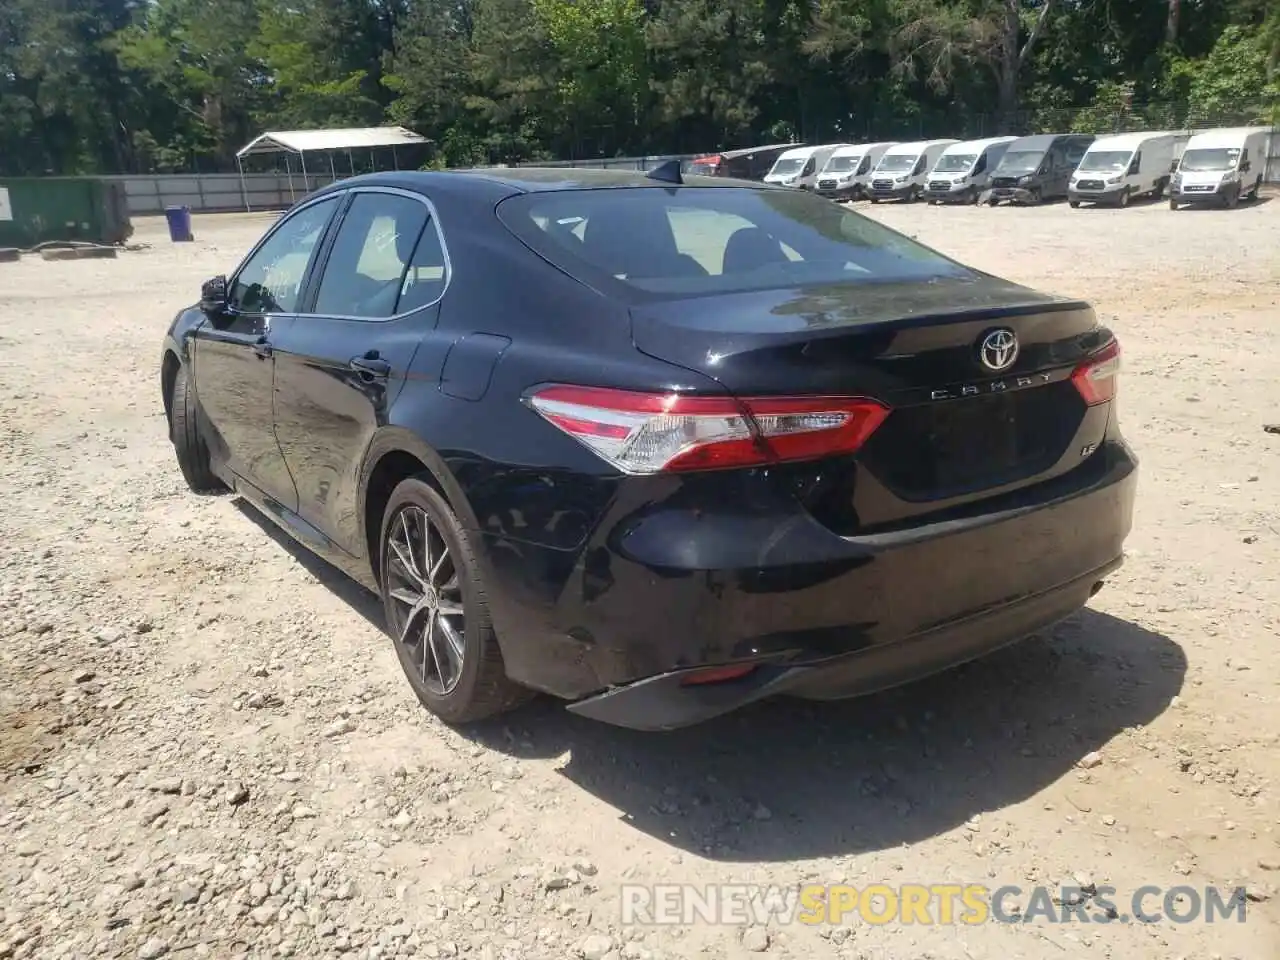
[236,126,428,159]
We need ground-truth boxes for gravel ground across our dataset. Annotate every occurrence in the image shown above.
[1,193,1278,960]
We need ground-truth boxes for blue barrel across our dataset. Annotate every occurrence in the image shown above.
[163,205,193,242]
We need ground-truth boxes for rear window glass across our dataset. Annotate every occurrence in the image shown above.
[497,187,971,299]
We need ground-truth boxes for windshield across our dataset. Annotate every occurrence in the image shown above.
[1077,150,1131,173]
[769,157,806,177]
[1180,148,1239,172]
[497,187,972,300]
[933,153,976,173]
[997,151,1045,175]
[823,155,861,173]
[876,153,917,173]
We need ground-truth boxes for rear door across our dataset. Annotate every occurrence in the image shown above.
[269,187,448,556]
[192,195,340,509]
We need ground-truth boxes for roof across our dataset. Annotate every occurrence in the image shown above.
[1087,131,1183,150]
[1185,127,1272,147]
[313,168,773,199]
[1007,133,1094,150]
[883,139,957,153]
[714,143,804,160]
[941,136,1017,152]
[237,126,428,158]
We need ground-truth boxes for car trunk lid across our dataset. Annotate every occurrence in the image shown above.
[629,276,1113,524]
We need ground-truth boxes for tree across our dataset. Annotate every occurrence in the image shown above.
[891,0,1060,129]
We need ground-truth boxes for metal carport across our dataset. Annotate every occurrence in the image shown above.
[234,126,429,210]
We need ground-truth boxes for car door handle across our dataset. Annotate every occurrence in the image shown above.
[350,354,391,378]
[253,336,273,359]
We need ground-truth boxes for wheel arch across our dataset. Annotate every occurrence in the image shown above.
[358,428,482,588]
[161,349,181,425]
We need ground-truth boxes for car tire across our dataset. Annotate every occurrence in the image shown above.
[169,364,225,494]
[1118,188,1131,208]
[1069,200,1080,209]
[1249,176,1262,200]
[1153,179,1166,199]
[869,198,880,205]
[379,476,529,725]
[1169,198,1179,210]
[1225,187,1240,209]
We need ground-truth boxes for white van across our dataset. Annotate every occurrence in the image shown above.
[867,139,960,203]
[1169,127,1272,209]
[814,142,898,201]
[1068,131,1188,207]
[763,144,851,190]
[922,137,1017,204]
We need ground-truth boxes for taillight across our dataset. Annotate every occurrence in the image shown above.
[1071,339,1121,406]
[525,385,889,475]
[680,663,757,686]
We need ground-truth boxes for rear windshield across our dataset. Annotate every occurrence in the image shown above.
[496,187,972,299]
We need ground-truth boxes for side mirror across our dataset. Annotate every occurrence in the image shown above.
[200,275,228,313]
[1241,161,1251,172]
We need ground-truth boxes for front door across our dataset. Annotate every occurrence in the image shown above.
[270,188,449,557]
[192,195,341,510]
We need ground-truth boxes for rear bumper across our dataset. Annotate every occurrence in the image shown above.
[568,559,1120,730]
[483,437,1138,727]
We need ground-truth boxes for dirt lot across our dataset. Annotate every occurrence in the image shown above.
[1,194,1278,960]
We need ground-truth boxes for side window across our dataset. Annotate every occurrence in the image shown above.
[1128,151,1141,174]
[313,192,430,319]
[231,197,337,314]
[802,158,816,177]
[395,219,448,314]
[857,155,872,176]
[912,155,927,176]
[973,153,987,174]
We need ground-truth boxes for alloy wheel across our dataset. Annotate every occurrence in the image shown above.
[385,505,465,696]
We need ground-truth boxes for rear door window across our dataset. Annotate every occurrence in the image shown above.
[497,187,972,300]
[312,192,429,319]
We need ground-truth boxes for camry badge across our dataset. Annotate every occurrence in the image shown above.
[978,328,1019,372]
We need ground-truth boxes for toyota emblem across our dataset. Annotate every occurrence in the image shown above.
[978,328,1019,372]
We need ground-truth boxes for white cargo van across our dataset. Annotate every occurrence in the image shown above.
[1068,131,1188,207]
[814,142,898,200]
[922,137,1017,204]
[1169,127,1271,209]
[867,139,960,203]
[763,144,851,190]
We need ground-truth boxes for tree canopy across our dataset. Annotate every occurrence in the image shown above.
[2,0,1276,175]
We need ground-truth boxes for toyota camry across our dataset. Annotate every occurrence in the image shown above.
[160,164,1136,731]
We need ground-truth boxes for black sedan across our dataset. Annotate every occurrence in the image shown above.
[160,165,1136,731]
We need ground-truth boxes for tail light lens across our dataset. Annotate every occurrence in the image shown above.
[1071,339,1121,406]
[525,385,889,475]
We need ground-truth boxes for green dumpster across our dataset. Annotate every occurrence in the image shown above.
[0,178,133,248]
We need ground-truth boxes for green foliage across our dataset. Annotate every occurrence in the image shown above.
[1,0,1276,175]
